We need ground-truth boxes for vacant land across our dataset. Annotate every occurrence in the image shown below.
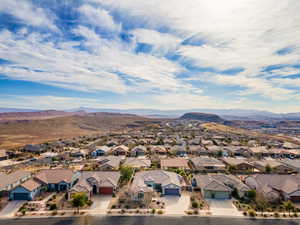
[0,113,161,149]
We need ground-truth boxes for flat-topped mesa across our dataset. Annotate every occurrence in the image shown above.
[180,112,225,123]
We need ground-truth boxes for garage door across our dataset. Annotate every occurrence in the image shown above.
[214,191,230,199]
[164,188,180,196]
[13,193,29,200]
[99,187,113,194]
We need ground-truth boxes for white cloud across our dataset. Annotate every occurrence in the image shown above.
[78,4,121,32]
[0,0,58,31]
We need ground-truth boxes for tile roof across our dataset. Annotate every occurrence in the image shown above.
[123,158,151,168]
[161,158,189,168]
[35,169,74,184]
[20,178,41,192]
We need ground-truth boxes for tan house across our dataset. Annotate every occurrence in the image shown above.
[253,160,294,173]
[160,158,189,170]
[190,157,226,172]
[222,157,254,172]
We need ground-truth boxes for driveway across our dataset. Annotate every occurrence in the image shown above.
[207,199,242,217]
[90,195,112,211]
[160,194,190,215]
[0,201,25,218]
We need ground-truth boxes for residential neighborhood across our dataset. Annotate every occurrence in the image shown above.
[0,119,300,219]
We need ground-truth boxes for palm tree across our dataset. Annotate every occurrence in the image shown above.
[283,201,294,216]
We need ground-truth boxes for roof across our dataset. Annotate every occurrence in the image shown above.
[222,157,251,166]
[193,175,231,192]
[151,146,167,153]
[0,150,7,158]
[132,145,147,152]
[97,156,122,168]
[112,145,129,152]
[71,171,120,192]
[280,159,300,169]
[20,178,41,192]
[249,146,268,154]
[0,170,31,191]
[95,146,111,152]
[190,157,225,167]
[131,170,182,192]
[123,158,151,168]
[161,158,189,168]
[35,169,74,184]
[245,174,300,195]
[253,160,283,168]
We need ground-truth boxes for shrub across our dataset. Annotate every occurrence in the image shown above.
[151,209,156,214]
[193,210,198,215]
[274,212,280,218]
[191,201,199,208]
[248,209,256,217]
[157,210,163,214]
[294,213,298,217]
[49,203,57,210]
[243,211,247,216]
[111,205,116,209]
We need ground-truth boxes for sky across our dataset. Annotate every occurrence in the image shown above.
[0,0,300,113]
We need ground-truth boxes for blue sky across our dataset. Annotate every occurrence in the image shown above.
[0,0,300,112]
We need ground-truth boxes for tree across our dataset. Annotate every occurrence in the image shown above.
[245,189,256,200]
[265,164,272,174]
[283,201,294,216]
[231,188,239,199]
[120,166,134,184]
[255,193,268,213]
[71,192,88,213]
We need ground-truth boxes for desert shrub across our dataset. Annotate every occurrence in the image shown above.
[248,209,256,217]
[274,212,280,218]
[151,209,156,214]
[191,201,199,208]
[243,211,247,216]
[49,203,57,210]
[157,210,163,214]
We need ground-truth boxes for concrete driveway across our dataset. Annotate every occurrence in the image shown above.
[90,195,112,211]
[0,201,25,218]
[207,199,242,217]
[160,194,190,215]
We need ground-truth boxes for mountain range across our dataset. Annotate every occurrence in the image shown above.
[0,107,300,121]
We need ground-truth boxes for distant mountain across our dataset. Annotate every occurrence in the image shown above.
[180,112,225,123]
[2,107,300,121]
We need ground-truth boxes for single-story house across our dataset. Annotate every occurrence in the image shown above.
[123,158,151,169]
[160,158,189,170]
[69,148,89,158]
[9,178,42,201]
[0,150,8,161]
[223,146,249,157]
[97,156,122,170]
[34,169,79,192]
[91,146,111,157]
[192,175,232,199]
[129,170,183,204]
[222,157,254,172]
[0,171,31,193]
[245,174,300,203]
[150,146,167,156]
[189,157,226,172]
[187,146,207,155]
[130,146,147,157]
[248,146,269,157]
[252,160,294,173]
[171,146,187,157]
[70,171,120,198]
[111,145,129,156]
[23,144,46,153]
[280,159,300,173]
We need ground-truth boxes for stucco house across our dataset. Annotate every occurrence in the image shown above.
[91,146,111,157]
[130,146,147,157]
[97,156,122,170]
[160,158,189,170]
[123,157,151,169]
[111,145,129,156]
[222,157,254,172]
[9,178,42,201]
[190,157,226,172]
[34,169,79,192]
[70,171,120,198]
[129,170,183,204]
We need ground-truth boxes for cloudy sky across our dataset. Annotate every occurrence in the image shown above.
[0,0,300,112]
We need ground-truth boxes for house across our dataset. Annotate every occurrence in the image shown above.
[0,150,8,161]
[23,144,46,153]
[248,146,269,157]
[223,146,249,157]
[171,146,187,157]
[150,146,167,156]
[160,158,189,170]
[190,157,226,172]
[252,160,294,173]
[130,146,147,157]
[187,146,207,155]
[280,159,300,173]
[123,158,151,169]
[0,170,31,193]
[129,170,183,204]
[111,145,129,156]
[34,169,79,192]
[97,156,122,170]
[69,148,89,158]
[91,146,111,157]
[222,157,254,172]
[70,171,120,198]
[192,175,232,199]
[9,178,42,200]
[245,174,300,203]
